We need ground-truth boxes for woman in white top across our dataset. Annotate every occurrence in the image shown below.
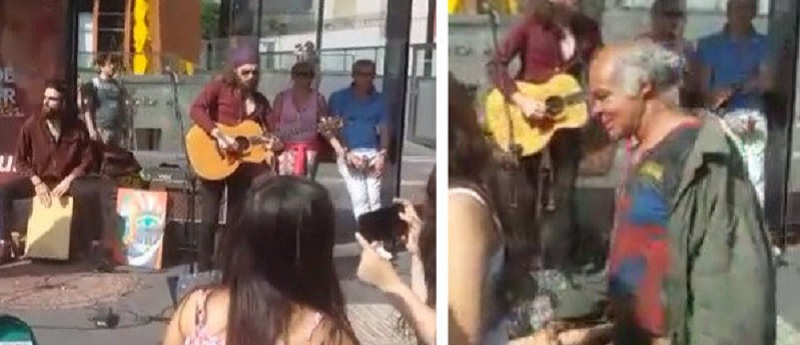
[449,75,597,345]
[448,75,508,345]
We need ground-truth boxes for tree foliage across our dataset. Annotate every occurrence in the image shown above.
[201,0,220,39]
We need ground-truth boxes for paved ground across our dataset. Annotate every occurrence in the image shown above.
[775,246,800,344]
[0,141,434,345]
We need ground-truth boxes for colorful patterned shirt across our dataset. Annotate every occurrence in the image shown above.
[608,122,700,341]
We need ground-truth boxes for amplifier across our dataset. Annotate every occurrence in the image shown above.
[148,180,227,224]
[141,165,194,187]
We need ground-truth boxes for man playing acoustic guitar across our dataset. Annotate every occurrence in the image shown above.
[487,0,602,270]
[189,45,277,271]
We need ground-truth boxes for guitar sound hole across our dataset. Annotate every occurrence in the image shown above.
[234,137,250,152]
[544,97,565,118]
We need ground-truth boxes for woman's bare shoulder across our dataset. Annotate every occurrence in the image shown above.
[309,315,360,345]
[448,188,492,218]
[176,288,229,335]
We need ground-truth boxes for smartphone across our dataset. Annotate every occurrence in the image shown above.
[357,205,404,243]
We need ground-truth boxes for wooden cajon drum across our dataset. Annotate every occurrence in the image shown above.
[24,197,73,260]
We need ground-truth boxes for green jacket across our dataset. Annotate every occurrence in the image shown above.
[552,116,776,344]
[664,116,775,345]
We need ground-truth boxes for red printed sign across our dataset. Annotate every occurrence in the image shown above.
[0,0,68,178]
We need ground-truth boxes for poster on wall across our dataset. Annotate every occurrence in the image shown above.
[0,0,68,179]
[115,188,168,270]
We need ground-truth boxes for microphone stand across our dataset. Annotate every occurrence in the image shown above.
[165,67,198,273]
[484,2,522,209]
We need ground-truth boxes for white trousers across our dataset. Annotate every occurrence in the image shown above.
[337,148,382,220]
[722,109,767,208]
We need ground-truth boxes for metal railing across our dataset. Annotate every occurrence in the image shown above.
[78,43,437,77]
[255,44,435,76]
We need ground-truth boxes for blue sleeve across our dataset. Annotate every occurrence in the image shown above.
[328,91,343,117]
[759,34,775,64]
[696,36,713,66]
[377,96,389,126]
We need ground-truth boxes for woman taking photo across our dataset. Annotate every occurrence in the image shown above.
[163,176,358,345]
[354,168,436,345]
[270,62,328,179]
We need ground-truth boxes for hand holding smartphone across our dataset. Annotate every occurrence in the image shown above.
[357,204,404,244]
[357,201,425,255]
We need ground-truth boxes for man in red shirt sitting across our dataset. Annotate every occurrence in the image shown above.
[189,45,276,271]
[0,80,112,265]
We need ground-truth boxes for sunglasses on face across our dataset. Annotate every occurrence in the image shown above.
[238,69,259,76]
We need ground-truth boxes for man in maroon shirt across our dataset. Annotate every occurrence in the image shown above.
[488,0,602,269]
[189,45,276,271]
[0,81,112,264]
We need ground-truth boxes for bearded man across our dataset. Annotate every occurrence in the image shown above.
[189,46,276,271]
[0,81,112,265]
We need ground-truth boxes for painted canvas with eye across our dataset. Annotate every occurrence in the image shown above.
[114,188,168,269]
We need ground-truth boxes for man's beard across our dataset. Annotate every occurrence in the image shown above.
[42,105,61,119]
[236,76,258,92]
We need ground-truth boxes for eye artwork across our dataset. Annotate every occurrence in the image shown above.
[116,188,169,269]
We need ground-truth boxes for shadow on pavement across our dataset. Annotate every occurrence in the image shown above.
[0,260,97,280]
[334,208,357,245]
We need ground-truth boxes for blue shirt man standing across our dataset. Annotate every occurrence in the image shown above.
[327,59,390,219]
[696,0,772,207]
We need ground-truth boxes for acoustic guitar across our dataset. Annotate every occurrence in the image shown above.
[484,74,589,157]
[186,117,343,181]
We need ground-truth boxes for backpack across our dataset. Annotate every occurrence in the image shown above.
[0,314,38,345]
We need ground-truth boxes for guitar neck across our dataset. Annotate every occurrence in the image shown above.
[562,90,587,106]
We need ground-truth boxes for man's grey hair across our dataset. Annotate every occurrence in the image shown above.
[728,0,758,11]
[612,41,684,102]
[352,59,376,73]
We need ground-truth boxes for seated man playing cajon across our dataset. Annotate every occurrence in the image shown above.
[0,81,112,265]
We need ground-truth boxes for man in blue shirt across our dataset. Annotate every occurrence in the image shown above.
[327,59,389,219]
[696,0,772,208]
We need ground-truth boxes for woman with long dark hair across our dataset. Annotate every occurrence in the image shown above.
[448,73,510,345]
[354,168,436,344]
[163,176,358,345]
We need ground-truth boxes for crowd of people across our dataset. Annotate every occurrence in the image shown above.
[0,34,436,343]
[0,0,786,343]
[449,0,776,344]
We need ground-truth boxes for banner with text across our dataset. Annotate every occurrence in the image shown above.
[0,0,68,177]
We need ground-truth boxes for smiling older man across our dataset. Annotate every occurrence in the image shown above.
[541,41,775,345]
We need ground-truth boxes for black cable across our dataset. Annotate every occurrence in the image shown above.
[85,303,173,329]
